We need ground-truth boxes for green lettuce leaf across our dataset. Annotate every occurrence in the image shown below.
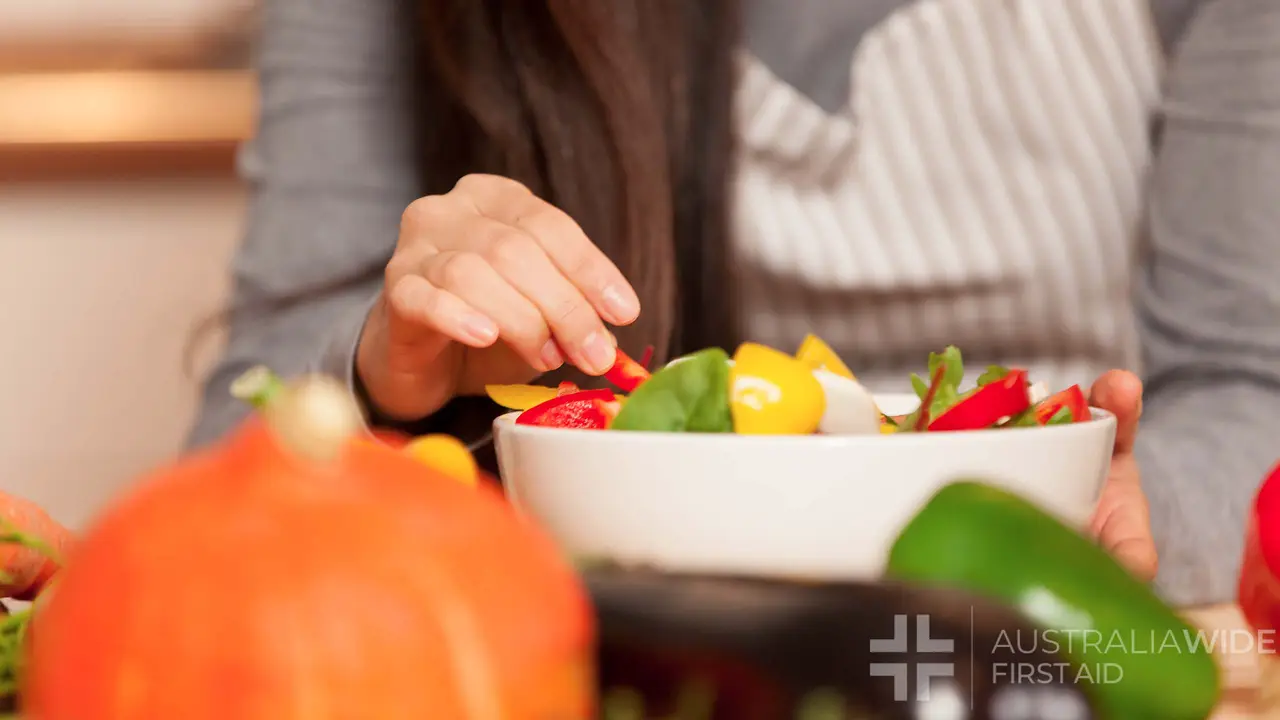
[899,346,967,431]
[977,365,1011,386]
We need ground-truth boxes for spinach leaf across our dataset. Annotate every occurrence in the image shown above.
[611,348,733,433]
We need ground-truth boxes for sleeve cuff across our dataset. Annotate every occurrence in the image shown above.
[313,291,381,438]
[316,291,500,457]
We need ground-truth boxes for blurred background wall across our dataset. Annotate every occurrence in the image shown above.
[0,0,255,529]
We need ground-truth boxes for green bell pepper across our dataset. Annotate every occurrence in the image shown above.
[886,481,1220,720]
[610,348,733,433]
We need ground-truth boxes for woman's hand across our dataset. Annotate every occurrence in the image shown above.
[1088,370,1158,581]
[357,174,641,421]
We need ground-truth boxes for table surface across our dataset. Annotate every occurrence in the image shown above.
[1186,604,1261,718]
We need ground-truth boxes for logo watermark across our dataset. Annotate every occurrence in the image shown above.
[991,626,1278,657]
[868,614,954,702]
[869,612,1269,710]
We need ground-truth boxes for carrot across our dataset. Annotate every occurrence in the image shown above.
[0,492,72,601]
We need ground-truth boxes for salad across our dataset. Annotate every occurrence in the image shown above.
[486,336,1092,435]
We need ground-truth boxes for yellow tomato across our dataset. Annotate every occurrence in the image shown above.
[403,434,479,487]
[485,384,559,410]
[795,334,856,380]
[730,343,826,435]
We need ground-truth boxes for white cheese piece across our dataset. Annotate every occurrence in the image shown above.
[1028,381,1050,405]
[813,369,882,435]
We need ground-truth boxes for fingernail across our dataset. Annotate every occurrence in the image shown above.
[601,284,640,324]
[540,340,564,371]
[461,314,498,345]
[580,331,617,374]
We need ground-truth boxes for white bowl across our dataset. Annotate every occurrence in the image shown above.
[494,393,1117,580]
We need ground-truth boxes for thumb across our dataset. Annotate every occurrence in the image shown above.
[357,293,462,422]
[1089,370,1142,454]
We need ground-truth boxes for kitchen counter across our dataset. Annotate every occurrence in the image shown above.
[0,69,253,181]
[1187,604,1262,718]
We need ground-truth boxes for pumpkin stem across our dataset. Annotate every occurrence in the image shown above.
[264,375,365,464]
[230,365,286,410]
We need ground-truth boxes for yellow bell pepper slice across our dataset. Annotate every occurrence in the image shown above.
[795,334,856,380]
[404,434,479,486]
[486,383,625,410]
[730,343,826,435]
[485,384,559,410]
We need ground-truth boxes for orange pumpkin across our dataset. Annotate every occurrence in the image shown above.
[23,376,595,719]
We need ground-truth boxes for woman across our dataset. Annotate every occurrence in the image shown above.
[189,0,1280,607]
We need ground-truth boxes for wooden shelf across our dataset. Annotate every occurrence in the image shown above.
[0,69,254,181]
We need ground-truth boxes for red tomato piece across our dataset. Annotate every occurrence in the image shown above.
[1034,385,1091,424]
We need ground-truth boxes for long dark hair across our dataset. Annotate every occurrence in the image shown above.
[409,0,742,362]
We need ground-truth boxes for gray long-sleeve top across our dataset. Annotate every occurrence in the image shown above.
[188,0,1280,607]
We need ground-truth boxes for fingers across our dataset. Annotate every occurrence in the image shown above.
[394,176,635,376]
[387,258,558,375]
[1108,535,1159,581]
[452,174,640,325]
[1086,370,1154,580]
[1090,454,1157,581]
[417,250,563,373]
[1097,503,1159,581]
[384,274,498,349]
[1089,370,1143,454]
[465,218,617,374]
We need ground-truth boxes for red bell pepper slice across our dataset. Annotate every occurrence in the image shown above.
[556,381,581,396]
[604,348,650,393]
[595,396,622,423]
[1241,462,1280,633]
[638,345,655,371]
[516,389,616,429]
[928,369,1030,432]
[1034,385,1091,424]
